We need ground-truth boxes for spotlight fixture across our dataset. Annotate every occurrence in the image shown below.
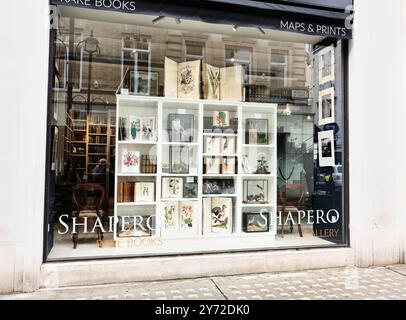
[232,25,239,32]
[175,18,182,25]
[152,16,165,24]
[258,27,266,35]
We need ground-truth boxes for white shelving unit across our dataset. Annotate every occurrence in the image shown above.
[114,95,277,252]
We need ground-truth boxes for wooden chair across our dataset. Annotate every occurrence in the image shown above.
[278,183,305,238]
[71,183,105,249]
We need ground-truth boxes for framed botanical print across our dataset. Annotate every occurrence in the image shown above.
[121,150,140,174]
[213,111,230,128]
[243,180,268,204]
[170,146,190,174]
[179,201,196,234]
[162,202,179,235]
[246,119,268,145]
[162,177,184,199]
[210,197,233,234]
[318,87,335,126]
[168,113,195,143]
[129,116,142,141]
[243,211,270,233]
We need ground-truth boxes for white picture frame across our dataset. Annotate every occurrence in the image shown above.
[221,137,235,154]
[162,201,179,236]
[319,46,335,84]
[162,177,184,199]
[204,136,221,154]
[318,130,336,167]
[179,201,197,235]
[318,87,335,126]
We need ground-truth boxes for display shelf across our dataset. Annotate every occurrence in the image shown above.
[117,173,157,177]
[117,202,157,207]
[115,95,277,244]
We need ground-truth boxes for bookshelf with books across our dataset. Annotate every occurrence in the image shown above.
[115,95,277,251]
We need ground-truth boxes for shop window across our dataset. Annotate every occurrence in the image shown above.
[46,9,348,261]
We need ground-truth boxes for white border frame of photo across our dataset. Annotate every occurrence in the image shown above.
[318,87,335,126]
[319,45,335,85]
[318,130,336,167]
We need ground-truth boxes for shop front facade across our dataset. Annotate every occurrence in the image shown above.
[1,0,406,293]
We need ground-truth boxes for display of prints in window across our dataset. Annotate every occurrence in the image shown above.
[121,150,140,174]
[319,46,335,84]
[318,130,335,167]
[164,57,201,99]
[168,114,194,143]
[203,197,233,234]
[204,64,221,100]
[318,87,335,125]
[246,119,268,145]
[162,177,183,199]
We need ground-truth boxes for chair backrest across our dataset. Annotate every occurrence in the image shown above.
[72,183,105,212]
[279,183,305,208]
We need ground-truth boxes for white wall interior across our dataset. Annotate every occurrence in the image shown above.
[349,0,406,266]
[0,0,49,293]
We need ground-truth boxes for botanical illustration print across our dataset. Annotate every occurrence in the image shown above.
[180,205,194,230]
[169,178,182,197]
[164,204,177,229]
[179,65,195,95]
[214,111,229,127]
[207,66,220,99]
[122,151,139,169]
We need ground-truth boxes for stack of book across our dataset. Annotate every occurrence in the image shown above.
[117,181,135,203]
[141,155,157,174]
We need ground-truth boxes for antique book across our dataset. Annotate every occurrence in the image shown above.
[117,181,125,203]
[141,117,156,142]
[134,182,155,203]
[123,181,135,203]
[203,197,233,234]
[222,157,236,174]
[162,201,197,236]
[204,64,244,102]
[205,157,221,174]
[204,136,221,154]
[220,137,236,154]
[220,65,244,102]
[164,57,201,99]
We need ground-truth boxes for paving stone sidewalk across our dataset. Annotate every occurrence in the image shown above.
[2,265,406,300]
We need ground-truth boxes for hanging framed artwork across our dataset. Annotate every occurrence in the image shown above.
[318,87,335,126]
[319,46,335,84]
[318,130,336,167]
